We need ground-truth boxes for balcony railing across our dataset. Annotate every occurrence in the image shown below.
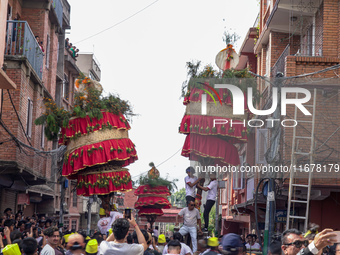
[52,0,63,27]
[5,21,44,79]
[271,44,290,77]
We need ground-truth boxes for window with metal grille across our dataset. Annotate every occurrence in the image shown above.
[256,129,268,164]
[26,98,33,137]
[300,4,323,56]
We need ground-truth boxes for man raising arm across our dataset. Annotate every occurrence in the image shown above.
[100,214,147,255]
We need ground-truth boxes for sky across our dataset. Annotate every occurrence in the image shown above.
[67,0,259,190]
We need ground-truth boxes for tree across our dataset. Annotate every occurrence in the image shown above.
[170,188,186,208]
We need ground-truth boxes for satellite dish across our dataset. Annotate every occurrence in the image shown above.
[215,44,240,70]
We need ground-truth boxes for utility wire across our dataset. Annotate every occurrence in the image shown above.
[0,118,66,190]
[4,0,161,63]
[132,147,182,179]
[75,0,161,45]
[7,90,33,147]
[156,147,182,168]
[284,64,340,80]
[0,118,66,156]
[251,66,340,177]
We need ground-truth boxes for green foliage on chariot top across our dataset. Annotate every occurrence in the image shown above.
[137,174,178,194]
[181,61,261,106]
[34,74,135,141]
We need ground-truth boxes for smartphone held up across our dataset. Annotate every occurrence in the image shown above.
[125,208,131,220]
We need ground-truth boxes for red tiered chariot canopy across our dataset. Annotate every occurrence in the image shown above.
[179,83,254,166]
[60,112,136,196]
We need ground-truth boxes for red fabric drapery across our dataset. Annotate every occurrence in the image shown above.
[59,112,130,145]
[134,185,170,196]
[179,115,247,144]
[76,170,132,196]
[183,87,253,119]
[181,133,240,166]
[62,138,137,177]
[138,208,164,216]
[135,196,171,209]
[183,87,243,105]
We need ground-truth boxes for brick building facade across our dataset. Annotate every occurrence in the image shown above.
[0,0,82,229]
[222,0,340,235]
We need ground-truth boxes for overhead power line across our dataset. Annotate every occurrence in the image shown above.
[132,147,182,179]
[75,0,161,45]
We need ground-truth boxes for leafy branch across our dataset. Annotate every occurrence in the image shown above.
[137,174,178,194]
[35,74,135,141]
[181,61,261,105]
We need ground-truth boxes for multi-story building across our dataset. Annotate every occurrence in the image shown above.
[222,0,340,235]
[0,0,82,226]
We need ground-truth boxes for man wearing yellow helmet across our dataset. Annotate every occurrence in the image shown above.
[85,239,98,255]
[158,234,166,253]
[203,237,220,255]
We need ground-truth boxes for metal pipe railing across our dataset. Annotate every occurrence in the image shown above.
[5,21,44,80]
[52,0,63,27]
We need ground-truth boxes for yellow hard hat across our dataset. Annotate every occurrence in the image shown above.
[158,234,166,244]
[85,239,98,254]
[3,243,21,255]
[99,208,106,216]
[64,234,71,243]
[85,236,91,240]
[207,237,219,247]
[108,228,113,235]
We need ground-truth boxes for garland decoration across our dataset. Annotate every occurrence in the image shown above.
[34,74,137,198]
[35,73,134,141]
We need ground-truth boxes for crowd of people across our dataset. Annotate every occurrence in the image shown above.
[1,203,338,255]
[1,166,340,255]
[65,38,79,59]
[0,204,339,255]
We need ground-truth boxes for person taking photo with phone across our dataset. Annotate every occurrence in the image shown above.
[99,214,148,255]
